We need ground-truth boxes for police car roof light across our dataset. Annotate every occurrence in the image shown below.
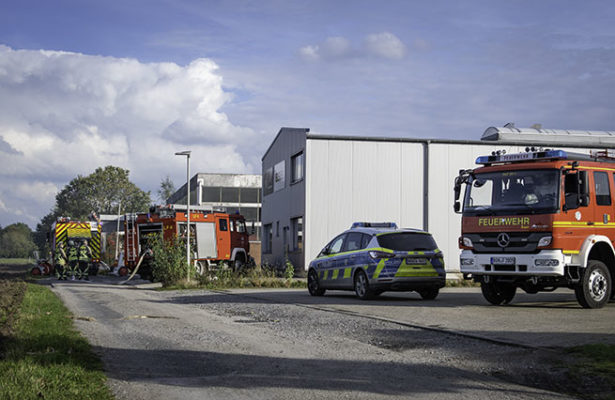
[351,222,398,229]
[476,149,567,165]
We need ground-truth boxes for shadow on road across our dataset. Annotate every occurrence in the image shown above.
[97,346,558,398]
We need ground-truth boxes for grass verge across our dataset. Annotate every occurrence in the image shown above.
[0,258,34,266]
[566,344,615,399]
[0,283,113,400]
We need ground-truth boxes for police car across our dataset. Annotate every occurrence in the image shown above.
[307,222,446,300]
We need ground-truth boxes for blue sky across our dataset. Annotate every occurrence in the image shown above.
[0,0,614,227]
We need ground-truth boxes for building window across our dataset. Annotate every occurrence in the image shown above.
[291,152,304,183]
[240,207,258,221]
[276,221,280,237]
[263,224,272,253]
[274,161,285,192]
[202,187,220,202]
[263,167,274,196]
[221,187,240,203]
[291,216,303,251]
[241,188,259,203]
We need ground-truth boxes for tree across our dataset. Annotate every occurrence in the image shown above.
[158,176,176,204]
[34,166,151,252]
[0,223,37,258]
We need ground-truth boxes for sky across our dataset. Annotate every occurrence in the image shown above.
[1,0,614,229]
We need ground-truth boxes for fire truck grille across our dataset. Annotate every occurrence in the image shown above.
[465,232,550,254]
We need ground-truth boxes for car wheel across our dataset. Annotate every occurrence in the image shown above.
[418,286,440,300]
[575,260,611,309]
[308,270,325,296]
[354,270,373,300]
[481,281,516,305]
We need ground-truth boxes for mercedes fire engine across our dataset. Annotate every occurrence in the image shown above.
[121,204,251,280]
[454,149,615,308]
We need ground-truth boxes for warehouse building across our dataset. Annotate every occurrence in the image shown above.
[167,173,263,264]
[261,125,615,273]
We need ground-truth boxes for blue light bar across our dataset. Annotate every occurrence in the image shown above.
[351,222,398,229]
[476,150,568,165]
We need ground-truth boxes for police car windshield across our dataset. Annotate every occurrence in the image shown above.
[377,232,437,252]
[463,169,559,216]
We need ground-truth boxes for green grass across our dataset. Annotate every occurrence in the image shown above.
[0,283,114,400]
[0,258,34,266]
[568,344,615,395]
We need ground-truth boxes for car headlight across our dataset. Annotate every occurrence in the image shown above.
[459,236,473,248]
[537,236,552,247]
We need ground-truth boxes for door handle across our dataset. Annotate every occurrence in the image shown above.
[587,221,595,226]
[604,214,610,224]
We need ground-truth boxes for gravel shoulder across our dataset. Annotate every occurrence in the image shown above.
[45,276,587,400]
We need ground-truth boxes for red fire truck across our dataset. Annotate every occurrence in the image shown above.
[454,149,615,308]
[121,204,251,280]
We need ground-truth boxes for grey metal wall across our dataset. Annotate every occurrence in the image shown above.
[260,128,308,270]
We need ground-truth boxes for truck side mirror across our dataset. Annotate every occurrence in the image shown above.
[454,201,461,213]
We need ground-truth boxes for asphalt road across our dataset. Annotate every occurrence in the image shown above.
[46,275,612,399]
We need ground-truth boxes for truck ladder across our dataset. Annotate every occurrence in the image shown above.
[125,214,137,264]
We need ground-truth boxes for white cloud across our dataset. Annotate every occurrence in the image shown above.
[364,32,406,60]
[300,32,406,62]
[0,45,254,227]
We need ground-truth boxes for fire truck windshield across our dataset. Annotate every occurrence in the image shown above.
[463,169,560,215]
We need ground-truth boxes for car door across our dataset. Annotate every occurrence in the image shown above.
[318,233,346,288]
[338,232,365,288]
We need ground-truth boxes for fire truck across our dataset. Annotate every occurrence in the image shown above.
[121,204,251,280]
[48,217,102,275]
[454,149,615,309]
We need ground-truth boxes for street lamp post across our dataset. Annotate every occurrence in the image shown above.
[175,151,191,281]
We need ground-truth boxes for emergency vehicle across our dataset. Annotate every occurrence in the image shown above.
[454,149,615,308]
[307,222,446,299]
[49,217,102,275]
[121,204,251,280]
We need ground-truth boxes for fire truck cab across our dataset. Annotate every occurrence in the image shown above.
[123,204,251,280]
[454,149,615,308]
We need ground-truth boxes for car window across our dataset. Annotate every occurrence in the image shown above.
[328,234,346,254]
[342,232,363,252]
[361,233,372,249]
[377,232,437,251]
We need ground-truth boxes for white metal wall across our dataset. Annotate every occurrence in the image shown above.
[305,139,592,272]
[305,139,424,268]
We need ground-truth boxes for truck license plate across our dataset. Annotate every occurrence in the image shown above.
[490,256,515,265]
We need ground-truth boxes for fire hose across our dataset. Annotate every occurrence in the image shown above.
[119,249,152,285]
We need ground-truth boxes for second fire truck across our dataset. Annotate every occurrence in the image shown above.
[121,204,251,280]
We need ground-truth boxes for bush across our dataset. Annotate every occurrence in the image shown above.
[148,236,194,286]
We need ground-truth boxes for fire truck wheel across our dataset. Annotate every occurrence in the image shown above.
[575,260,611,309]
[480,281,516,305]
[31,267,41,276]
[233,258,245,272]
[118,266,128,276]
[308,269,325,296]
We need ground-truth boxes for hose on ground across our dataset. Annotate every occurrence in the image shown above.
[119,251,148,285]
